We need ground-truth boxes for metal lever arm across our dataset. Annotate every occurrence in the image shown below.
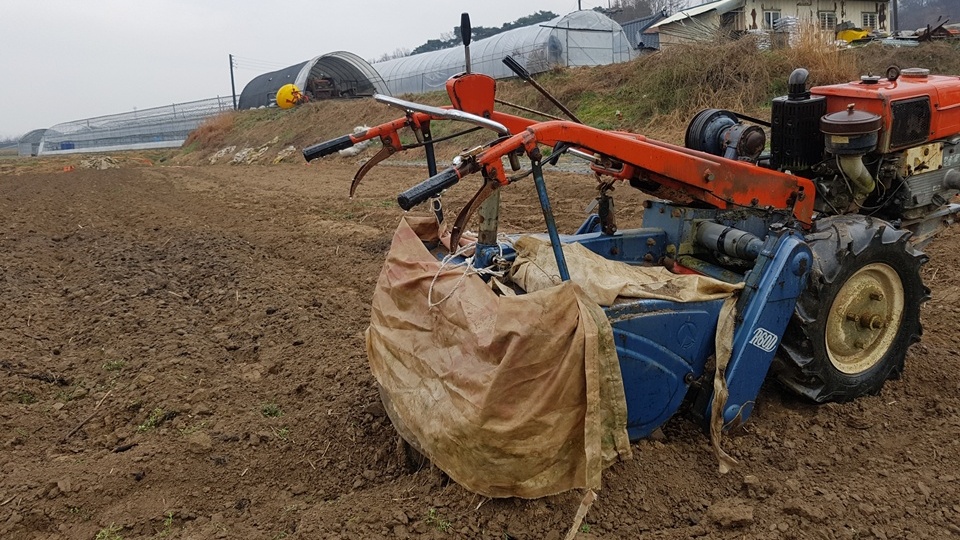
[502,56,582,124]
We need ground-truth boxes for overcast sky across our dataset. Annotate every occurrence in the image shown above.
[1,0,611,139]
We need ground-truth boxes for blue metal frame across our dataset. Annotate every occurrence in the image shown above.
[606,299,723,439]
[445,186,812,440]
[604,228,810,440]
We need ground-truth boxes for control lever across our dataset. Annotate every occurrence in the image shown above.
[502,56,582,124]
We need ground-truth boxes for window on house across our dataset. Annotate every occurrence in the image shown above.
[819,11,837,31]
[862,12,878,29]
[764,10,781,30]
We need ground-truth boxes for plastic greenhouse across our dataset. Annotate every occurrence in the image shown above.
[17,129,46,156]
[38,97,233,155]
[238,51,389,109]
[373,10,634,96]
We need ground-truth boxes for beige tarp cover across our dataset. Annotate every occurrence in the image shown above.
[368,218,742,498]
[510,236,743,305]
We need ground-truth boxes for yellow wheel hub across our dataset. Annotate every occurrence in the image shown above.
[825,263,904,374]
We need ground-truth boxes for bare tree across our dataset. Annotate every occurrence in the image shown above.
[897,0,960,30]
[371,47,412,63]
[604,0,688,23]
[649,0,688,16]
[608,0,652,21]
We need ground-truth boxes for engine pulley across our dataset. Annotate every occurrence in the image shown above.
[685,108,766,161]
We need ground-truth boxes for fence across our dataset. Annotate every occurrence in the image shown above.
[39,96,234,155]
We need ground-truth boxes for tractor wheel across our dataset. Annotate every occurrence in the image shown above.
[775,215,929,402]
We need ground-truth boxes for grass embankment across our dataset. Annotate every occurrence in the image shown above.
[176,38,960,165]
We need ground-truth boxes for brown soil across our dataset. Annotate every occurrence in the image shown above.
[2,156,959,540]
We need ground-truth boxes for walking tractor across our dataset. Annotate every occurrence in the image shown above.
[303,15,960,496]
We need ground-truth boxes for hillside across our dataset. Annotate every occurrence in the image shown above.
[173,38,960,168]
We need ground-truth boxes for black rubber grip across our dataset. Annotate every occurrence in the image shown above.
[397,168,460,211]
[502,56,531,81]
[302,135,354,162]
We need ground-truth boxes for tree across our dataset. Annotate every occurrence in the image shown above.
[371,47,412,63]
[650,0,688,16]
[598,0,688,24]
[403,10,559,56]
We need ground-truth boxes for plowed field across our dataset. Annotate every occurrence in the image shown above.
[2,159,959,539]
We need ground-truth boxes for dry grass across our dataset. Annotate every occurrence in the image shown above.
[851,40,960,76]
[524,25,860,140]
[181,111,237,152]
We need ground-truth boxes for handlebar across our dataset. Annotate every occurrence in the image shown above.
[397,167,463,211]
[374,94,510,136]
[302,135,354,162]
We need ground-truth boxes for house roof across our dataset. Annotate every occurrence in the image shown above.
[648,0,744,30]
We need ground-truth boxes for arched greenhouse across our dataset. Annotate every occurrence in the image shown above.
[238,51,389,109]
[373,10,635,96]
[18,129,46,156]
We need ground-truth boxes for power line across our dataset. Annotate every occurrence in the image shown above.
[230,55,293,70]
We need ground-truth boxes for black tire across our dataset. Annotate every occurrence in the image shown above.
[775,215,929,402]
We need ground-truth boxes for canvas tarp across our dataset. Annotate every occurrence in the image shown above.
[510,235,743,473]
[368,218,742,498]
[368,217,631,498]
[510,235,743,305]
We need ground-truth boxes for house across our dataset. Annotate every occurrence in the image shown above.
[647,0,891,48]
[621,10,669,50]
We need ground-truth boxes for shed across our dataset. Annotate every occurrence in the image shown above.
[238,51,389,109]
[646,0,745,48]
[373,10,634,96]
[621,11,668,50]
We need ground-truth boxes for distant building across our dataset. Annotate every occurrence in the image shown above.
[647,0,891,48]
[621,11,669,50]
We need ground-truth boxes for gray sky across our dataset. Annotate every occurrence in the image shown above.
[1,1,609,139]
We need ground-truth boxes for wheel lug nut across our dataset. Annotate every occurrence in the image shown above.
[870,292,883,301]
[854,340,866,349]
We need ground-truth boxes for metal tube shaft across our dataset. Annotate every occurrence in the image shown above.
[532,162,570,281]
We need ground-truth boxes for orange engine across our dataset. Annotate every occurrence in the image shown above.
[811,69,960,153]
[689,67,960,237]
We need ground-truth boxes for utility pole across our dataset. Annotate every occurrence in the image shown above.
[891,0,898,32]
[229,54,238,110]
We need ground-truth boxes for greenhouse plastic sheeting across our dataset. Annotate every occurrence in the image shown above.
[367,217,632,498]
[373,10,634,95]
